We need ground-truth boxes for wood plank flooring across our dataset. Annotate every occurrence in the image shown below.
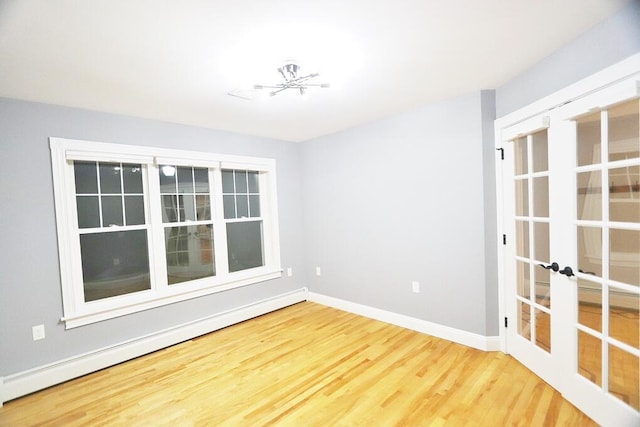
[0,302,596,426]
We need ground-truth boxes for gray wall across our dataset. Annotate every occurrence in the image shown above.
[301,92,495,336]
[0,98,305,376]
[496,0,640,117]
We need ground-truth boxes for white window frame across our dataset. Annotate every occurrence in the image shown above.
[50,137,282,328]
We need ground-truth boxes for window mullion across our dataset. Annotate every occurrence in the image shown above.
[147,163,169,291]
[212,168,230,275]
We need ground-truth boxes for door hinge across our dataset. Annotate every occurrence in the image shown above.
[496,147,504,160]
[503,234,507,245]
[504,317,508,328]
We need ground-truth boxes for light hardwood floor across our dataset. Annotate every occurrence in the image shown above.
[0,302,596,426]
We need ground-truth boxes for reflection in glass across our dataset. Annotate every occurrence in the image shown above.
[610,228,640,287]
[577,170,602,221]
[534,221,549,262]
[609,345,639,410]
[609,166,640,223]
[577,112,602,166]
[608,99,639,162]
[532,130,548,172]
[515,220,529,258]
[517,261,530,298]
[159,165,176,191]
[162,195,178,223]
[533,176,549,217]
[535,309,551,352]
[535,267,551,308]
[227,221,264,272]
[194,168,209,193]
[196,195,210,221]
[514,137,528,175]
[578,331,602,386]
[165,225,215,285]
[578,226,602,278]
[177,167,194,193]
[518,300,531,340]
[609,286,639,349]
[578,279,602,332]
[80,230,150,302]
[515,179,529,216]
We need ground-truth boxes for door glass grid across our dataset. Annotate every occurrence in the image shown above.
[575,98,640,411]
[513,130,552,353]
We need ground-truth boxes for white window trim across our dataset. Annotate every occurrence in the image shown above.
[50,137,282,329]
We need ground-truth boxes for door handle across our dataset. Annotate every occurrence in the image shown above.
[538,262,559,272]
[559,266,575,277]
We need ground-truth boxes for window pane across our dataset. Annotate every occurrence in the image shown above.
[577,170,602,221]
[518,300,531,340]
[181,194,196,221]
[194,168,209,193]
[577,112,601,166]
[578,226,602,278]
[124,195,145,225]
[222,170,235,193]
[76,196,100,228]
[248,171,259,193]
[235,170,248,193]
[517,261,530,299]
[534,221,549,262]
[578,331,601,386]
[609,287,639,349]
[514,137,528,175]
[515,179,529,216]
[227,221,264,272]
[249,195,261,217]
[162,195,178,222]
[165,225,215,285]
[74,161,98,194]
[80,230,150,302]
[532,131,548,173]
[609,345,639,410]
[533,176,549,218]
[535,309,551,352]
[101,195,123,226]
[578,279,602,332]
[608,99,639,162]
[610,228,639,286]
[609,166,640,223]
[123,164,143,194]
[99,163,122,194]
[236,194,249,218]
[159,165,176,192]
[515,220,529,258]
[196,195,210,221]
[177,167,193,193]
[223,195,236,219]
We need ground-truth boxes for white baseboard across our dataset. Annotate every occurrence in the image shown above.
[307,292,501,352]
[0,288,307,405]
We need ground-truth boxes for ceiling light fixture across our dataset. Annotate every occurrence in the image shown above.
[253,63,329,97]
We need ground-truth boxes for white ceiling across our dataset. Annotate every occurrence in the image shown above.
[0,0,632,142]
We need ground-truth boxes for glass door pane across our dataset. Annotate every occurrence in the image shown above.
[513,129,552,353]
[574,98,640,411]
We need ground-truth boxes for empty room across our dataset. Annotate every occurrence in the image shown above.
[0,1,639,425]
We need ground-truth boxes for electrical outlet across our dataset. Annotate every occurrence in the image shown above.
[287,267,293,277]
[32,324,45,341]
[315,267,322,276]
[412,281,420,293]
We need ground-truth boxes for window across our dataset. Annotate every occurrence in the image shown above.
[50,138,281,328]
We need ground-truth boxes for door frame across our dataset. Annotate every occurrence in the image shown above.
[494,53,640,422]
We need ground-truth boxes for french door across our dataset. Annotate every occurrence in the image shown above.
[499,72,639,426]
